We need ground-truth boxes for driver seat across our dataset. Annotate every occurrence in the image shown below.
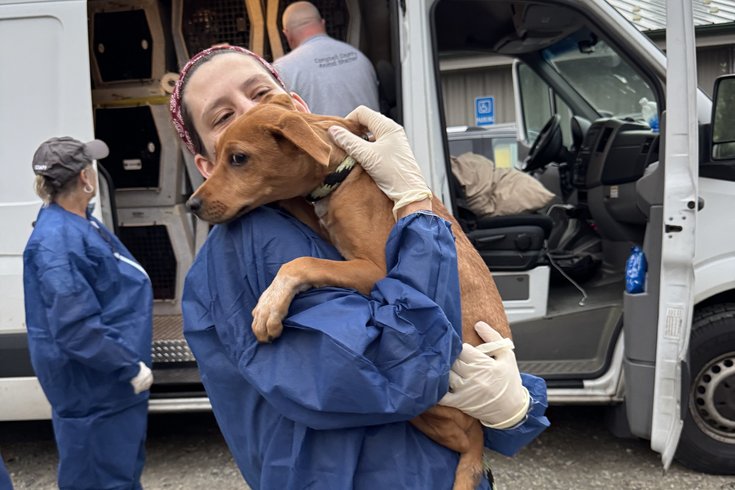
[452,178,552,271]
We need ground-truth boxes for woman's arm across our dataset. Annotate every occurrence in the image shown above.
[483,373,551,456]
[187,105,464,430]
[190,209,463,430]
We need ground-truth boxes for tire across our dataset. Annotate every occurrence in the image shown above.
[675,303,735,474]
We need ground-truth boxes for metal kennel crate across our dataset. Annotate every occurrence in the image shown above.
[117,205,195,316]
[88,0,170,98]
[171,0,266,68]
[94,101,185,208]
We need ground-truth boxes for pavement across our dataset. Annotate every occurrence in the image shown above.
[2,406,735,489]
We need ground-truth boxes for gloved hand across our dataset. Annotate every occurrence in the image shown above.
[439,321,530,429]
[130,361,153,394]
[328,106,433,219]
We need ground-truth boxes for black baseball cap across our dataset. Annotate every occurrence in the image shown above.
[32,137,109,186]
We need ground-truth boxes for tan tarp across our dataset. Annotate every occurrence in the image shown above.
[451,152,555,217]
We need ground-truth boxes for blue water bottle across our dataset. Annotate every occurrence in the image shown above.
[625,245,647,294]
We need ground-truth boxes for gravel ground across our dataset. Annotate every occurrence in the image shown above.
[2,406,735,489]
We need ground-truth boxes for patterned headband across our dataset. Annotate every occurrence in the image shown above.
[169,45,286,155]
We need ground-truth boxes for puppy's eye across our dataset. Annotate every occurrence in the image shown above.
[230,153,248,167]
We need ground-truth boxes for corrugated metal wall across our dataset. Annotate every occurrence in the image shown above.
[441,45,734,127]
[698,45,734,97]
[441,65,515,127]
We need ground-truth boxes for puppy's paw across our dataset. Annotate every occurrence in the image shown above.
[251,306,285,343]
[251,277,294,343]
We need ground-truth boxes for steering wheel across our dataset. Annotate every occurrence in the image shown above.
[522,114,562,172]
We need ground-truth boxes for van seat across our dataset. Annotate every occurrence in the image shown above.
[465,214,552,271]
[452,174,552,271]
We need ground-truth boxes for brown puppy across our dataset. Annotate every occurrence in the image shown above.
[188,93,511,490]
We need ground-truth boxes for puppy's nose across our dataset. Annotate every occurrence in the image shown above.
[187,196,202,213]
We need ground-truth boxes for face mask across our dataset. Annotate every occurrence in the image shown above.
[87,200,96,216]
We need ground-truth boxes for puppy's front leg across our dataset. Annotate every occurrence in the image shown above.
[252,257,384,342]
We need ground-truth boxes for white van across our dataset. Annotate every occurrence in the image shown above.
[1,0,732,475]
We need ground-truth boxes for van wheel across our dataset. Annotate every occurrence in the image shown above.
[675,303,735,474]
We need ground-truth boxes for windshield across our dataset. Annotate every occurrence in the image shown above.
[542,29,656,120]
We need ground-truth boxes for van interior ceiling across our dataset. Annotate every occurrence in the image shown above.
[435,1,583,55]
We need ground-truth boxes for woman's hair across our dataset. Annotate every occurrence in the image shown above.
[170,45,286,157]
[33,165,88,204]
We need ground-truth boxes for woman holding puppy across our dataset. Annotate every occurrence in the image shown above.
[172,45,548,489]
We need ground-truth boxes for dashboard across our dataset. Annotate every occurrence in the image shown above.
[570,118,659,239]
[573,118,659,190]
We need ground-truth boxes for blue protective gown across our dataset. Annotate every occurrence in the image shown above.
[183,206,549,490]
[0,453,12,490]
[23,204,153,490]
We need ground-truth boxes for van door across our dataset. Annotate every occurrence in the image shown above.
[650,0,698,469]
[0,0,95,421]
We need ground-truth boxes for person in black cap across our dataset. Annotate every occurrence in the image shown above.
[31,137,108,207]
[23,137,154,490]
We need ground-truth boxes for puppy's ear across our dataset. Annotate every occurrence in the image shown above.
[263,92,297,110]
[267,112,331,166]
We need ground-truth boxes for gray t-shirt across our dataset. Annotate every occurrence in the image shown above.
[274,34,380,117]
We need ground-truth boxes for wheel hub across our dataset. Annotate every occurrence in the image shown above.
[691,353,735,443]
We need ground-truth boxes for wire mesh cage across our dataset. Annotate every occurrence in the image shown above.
[117,205,195,315]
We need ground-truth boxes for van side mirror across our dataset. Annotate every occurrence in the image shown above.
[711,75,735,160]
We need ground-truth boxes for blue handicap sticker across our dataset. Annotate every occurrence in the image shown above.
[475,96,495,126]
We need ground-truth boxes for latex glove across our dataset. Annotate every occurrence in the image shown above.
[329,106,433,219]
[439,321,530,429]
[130,361,153,394]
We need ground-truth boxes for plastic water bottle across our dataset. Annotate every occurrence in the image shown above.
[625,245,647,294]
[639,97,659,133]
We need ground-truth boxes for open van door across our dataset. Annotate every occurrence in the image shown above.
[650,0,698,469]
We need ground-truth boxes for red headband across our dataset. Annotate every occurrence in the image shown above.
[169,45,286,155]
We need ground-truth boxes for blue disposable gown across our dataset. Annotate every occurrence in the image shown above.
[183,206,549,490]
[23,204,153,490]
[0,453,12,490]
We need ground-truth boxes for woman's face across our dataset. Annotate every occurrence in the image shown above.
[183,53,308,176]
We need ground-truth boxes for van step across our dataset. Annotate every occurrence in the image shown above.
[518,359,605,379]
[152,315,194,363]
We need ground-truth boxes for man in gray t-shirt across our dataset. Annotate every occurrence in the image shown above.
[273,1,380,117]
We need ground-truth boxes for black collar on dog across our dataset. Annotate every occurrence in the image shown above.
[306,155,357,202]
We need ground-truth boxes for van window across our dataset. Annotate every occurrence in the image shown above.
[554,93,574,147]
[448,138,477,157]
[541,29,656,119]
[492,137,519,169]
[518,63,552,143]
[518,64,573,147]
[448,135,519,169]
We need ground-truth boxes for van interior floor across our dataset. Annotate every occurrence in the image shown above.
[546,274,625,318]
[514,276,624,381]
